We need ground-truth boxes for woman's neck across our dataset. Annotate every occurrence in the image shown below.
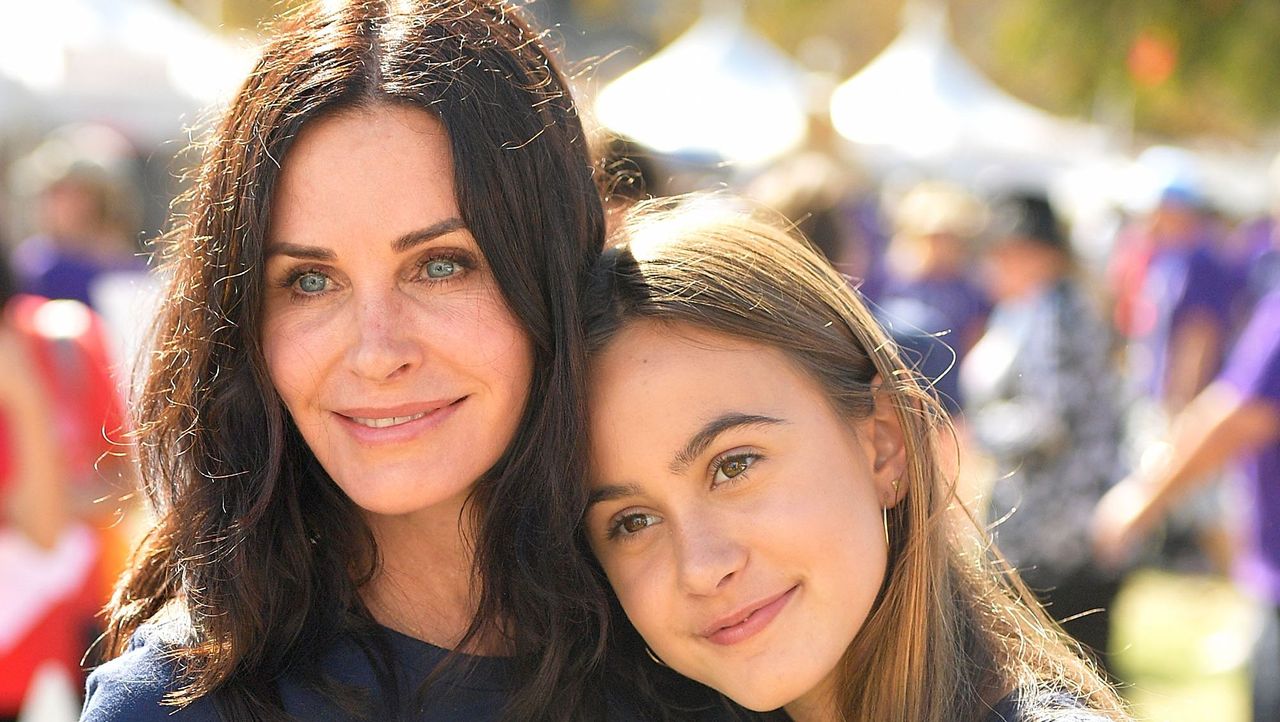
[360,498,506,654]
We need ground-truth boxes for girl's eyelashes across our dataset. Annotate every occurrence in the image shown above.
[710,449,760,486]
[606,510,661,541]
[600,449,762,541]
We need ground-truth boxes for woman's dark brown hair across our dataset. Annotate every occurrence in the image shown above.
[101,1,608,719]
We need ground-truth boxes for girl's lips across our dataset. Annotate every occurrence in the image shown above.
[332,397,465,444]
[702,585,799,646]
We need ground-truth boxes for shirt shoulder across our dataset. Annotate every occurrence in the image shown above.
[981,688,1120,722]
[81,627,220,722]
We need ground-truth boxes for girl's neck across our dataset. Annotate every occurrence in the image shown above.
[783,673,842,722]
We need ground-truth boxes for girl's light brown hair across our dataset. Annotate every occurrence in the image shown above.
[584,196,1129,722]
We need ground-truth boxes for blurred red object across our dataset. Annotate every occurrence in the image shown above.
[4,294,126,488]
[1128,30,1178,88]
[0,295,126,715]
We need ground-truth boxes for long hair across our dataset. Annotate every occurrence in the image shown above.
[101,1,609,719]
[583,197,1129,722]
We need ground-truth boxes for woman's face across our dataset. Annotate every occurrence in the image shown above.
[586,320,904,715]
[262,105,533,521]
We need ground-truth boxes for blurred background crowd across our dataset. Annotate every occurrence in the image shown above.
[2,0,1279,720]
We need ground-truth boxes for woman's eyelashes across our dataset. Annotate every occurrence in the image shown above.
[274,249,479,302]
[279,267,337,299]
[413,249,477,284]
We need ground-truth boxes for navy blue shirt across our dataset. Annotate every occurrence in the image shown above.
[79,624,747,721]
[81,623,516,721]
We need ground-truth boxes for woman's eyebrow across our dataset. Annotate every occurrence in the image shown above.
[265,217,467,259]
[392,217,467,253]
[669,413,784,474]
[266,242,335,261]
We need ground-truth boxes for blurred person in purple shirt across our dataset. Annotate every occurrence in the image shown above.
[1230,154,1280,306]
[879,181,990,413]
[1094,286,1280,722]
[10,125,148,309]
[1127,183,1238,413]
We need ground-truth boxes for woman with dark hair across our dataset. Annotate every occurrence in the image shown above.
[81,1,612,719]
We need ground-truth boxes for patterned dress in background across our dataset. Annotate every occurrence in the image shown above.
[960,279,1126,666]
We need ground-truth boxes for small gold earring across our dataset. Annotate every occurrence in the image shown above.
[884,478,901,549]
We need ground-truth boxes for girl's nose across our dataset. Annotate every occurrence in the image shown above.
[673,516,749,597]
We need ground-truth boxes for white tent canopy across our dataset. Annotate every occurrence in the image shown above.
[0,0,256,143]
[0,74,40,133]
[595,1,808,167]
[830,1,1110,183]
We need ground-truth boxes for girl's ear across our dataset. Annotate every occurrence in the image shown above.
[865,374,908,508]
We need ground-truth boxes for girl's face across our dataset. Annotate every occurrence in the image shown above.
[586,320,905,716]
[262,105,533,523]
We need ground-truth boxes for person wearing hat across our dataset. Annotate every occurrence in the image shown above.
[9,124,148,309]
[881,181,991,414]
[960,192,1126,678]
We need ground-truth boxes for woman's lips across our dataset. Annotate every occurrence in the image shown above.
[348,411,427,428]
[701,585,799,646]
[332,397,465,444]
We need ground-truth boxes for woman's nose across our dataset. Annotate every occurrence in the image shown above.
[345,291,422,381]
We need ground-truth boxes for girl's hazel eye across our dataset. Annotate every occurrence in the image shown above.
[713,453,757,484]
[620,513,658,535]
[425,259,458,279]
[297,272,328,294]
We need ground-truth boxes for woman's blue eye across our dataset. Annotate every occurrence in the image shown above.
[296,272,328,293]
[424,259,458,279]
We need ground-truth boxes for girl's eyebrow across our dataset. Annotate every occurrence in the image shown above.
[587,482,643,509]
[668,413,784,474]
[587,413,786,509]
[266,217,468,260]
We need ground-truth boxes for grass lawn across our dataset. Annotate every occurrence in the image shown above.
[1110,569,1258,722]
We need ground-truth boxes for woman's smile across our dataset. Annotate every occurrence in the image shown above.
[332,397,468,444]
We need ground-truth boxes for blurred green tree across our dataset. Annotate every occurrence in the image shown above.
[175,0,1280,141]
[984,0,1280,139]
